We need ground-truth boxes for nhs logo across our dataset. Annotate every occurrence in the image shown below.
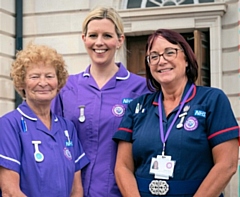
[122,98,133,104]
[194,110,206,118]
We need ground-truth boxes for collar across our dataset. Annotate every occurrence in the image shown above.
[82,62,130,81]
[152,82,196,106]
[17,101,58,122]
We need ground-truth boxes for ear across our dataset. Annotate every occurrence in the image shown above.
[57,87,61,93]
[19,83,25,90]
[117,34,125,48]
[82,34,86,42]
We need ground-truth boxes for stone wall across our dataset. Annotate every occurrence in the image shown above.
[0,0,15,116]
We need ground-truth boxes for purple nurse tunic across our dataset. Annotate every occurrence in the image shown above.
[51,62,150,196]
[0,101,89,197]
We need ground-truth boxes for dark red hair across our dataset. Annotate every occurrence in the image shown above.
[145,29,198,92]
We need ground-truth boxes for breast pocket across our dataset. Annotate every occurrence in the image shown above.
[180,105,207,142]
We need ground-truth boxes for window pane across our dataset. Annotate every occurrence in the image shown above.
[127,0,142,8]
[126,0,215,8]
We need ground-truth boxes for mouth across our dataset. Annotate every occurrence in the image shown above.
[94,49,107,54]
[158,68,173,73]
[34,90,51,94]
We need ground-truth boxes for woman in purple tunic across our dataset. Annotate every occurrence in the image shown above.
[0,43,89,197]
[51,7,149,197]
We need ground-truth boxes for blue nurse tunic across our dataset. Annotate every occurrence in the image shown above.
[113,82,239,197]
[0,101,89,197]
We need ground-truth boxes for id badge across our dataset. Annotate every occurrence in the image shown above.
[149,155,176,180]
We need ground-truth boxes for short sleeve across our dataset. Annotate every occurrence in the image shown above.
[206,89,239,147]
[0,115,22,173]
[67,120,89,171]
[113,100,136,143]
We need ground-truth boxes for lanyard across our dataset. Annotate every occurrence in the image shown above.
[158,84,194,156]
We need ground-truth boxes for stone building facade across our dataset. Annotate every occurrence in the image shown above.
[0,0,239,196]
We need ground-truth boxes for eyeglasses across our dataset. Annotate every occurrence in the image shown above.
[146,47,183,66]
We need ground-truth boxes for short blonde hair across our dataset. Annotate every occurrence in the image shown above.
[82,7,124,38]
[11,43,68,98]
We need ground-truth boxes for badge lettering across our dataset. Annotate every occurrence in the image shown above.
[194,110,206,118]
[122,98,133,104]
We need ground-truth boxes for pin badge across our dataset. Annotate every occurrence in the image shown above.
[112,104,125,117]
[63,147,72,160]
[78,105,85,122]
[135,103,142,114]
[32,141,44,162]
[176,105,190,129]
[184,116,198,131]
[21,117,27,132]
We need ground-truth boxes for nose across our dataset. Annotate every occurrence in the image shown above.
[38,76,48,86]
[158,54,167,65]
[95,36,104,45]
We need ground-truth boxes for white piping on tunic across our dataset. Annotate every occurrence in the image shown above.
[83,73,90,77]
[0,154,21,165]
[83,70,130,80]
[75,152,86,163]
[116,70,130,80]
[17,108,37,121]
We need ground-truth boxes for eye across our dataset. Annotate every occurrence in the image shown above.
[103,34,113,38]
[46,75,55,78]
[88,34,97,38]
[165,48,176,56]
[29,75,39,79]
[150,53,159,60]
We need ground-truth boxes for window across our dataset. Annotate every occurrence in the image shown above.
[123,0,214,9]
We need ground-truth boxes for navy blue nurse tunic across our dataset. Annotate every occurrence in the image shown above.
[113,82,239,197]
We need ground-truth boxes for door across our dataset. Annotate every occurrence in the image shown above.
[126,35,149,77]
[194,30,210,86]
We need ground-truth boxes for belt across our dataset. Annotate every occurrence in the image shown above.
[136,177,223,196]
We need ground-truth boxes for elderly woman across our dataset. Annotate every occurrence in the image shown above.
[0,43,89,197]
[113,29,239,197]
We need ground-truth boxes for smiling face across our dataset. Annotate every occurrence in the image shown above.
[23,62,59,107]
[148,36,188,87]
[82,18,124,67]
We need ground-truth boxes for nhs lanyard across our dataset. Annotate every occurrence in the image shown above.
[158,84,194,156]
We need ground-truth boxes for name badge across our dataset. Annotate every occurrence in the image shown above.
[149,155,176,180]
